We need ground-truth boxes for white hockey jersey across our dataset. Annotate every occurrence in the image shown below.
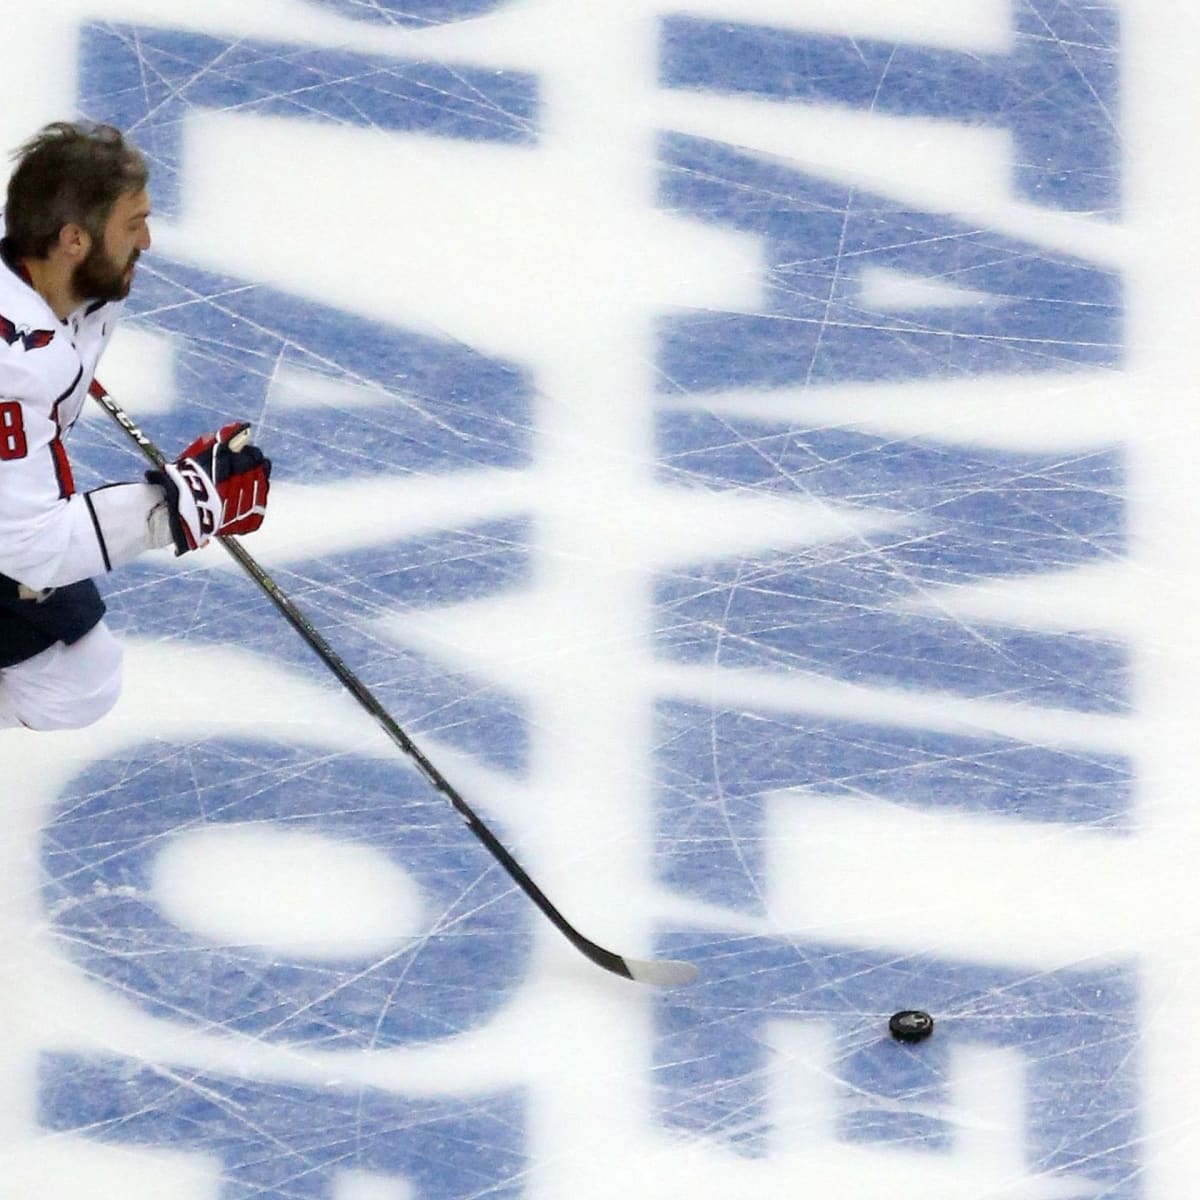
[0,229,165,592]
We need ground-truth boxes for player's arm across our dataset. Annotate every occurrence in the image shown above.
[0,395,171,590]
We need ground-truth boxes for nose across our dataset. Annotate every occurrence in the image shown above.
[138,222,152,252]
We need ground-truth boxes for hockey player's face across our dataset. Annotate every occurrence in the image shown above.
[73,187,151,304]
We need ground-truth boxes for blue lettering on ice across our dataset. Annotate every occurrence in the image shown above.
[44,739,530,1047]
[661,4,1121,215]
[305,0,511,24]
[655,420,1126,712]
[652,935,1139,1196]
[657,134,1122,393]
[86,253,534,484]
[655,701,1132,913]
[51,7,1138,1196]
[41,1056,525,1199]
[78,23,539,216]
[650,16,1134,1187]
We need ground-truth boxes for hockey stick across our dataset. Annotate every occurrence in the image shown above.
[89,380,698,988]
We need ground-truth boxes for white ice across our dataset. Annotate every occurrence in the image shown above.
[2,2,1197,1199]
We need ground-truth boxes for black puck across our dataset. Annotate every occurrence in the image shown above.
[889,1010,934,1043]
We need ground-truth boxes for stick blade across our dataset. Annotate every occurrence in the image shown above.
[623,956,700,988]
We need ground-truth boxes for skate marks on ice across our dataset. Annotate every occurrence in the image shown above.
[8,2,1164,1199]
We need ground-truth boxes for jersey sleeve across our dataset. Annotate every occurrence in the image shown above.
[0,390,166,590]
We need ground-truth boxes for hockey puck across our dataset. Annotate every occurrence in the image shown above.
[889,1010,934,1043]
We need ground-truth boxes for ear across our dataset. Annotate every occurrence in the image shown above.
[57,222,91,262]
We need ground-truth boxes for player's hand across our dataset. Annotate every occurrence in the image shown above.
[148,422,271,555]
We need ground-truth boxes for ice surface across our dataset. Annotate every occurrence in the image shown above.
[2,1,1196,1198]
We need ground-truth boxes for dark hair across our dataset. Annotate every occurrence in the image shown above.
[5,122,148,259]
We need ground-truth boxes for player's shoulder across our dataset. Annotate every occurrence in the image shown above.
[0,269,70,405]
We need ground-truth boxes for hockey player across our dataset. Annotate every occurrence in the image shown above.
[0,121,270,731]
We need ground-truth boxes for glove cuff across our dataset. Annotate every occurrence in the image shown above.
[147,458,221,555]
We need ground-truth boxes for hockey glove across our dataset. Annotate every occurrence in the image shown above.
[149,422,271,555]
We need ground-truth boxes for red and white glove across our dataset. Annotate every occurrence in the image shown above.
[149,422,271,555]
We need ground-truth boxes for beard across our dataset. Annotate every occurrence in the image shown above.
[72,240,138,305]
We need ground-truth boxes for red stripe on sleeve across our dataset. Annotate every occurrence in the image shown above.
[50,436,75,498]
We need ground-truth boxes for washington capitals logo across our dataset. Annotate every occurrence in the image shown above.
[0,314,55,351]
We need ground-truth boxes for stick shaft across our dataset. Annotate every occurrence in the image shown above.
[88,380,694,984]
